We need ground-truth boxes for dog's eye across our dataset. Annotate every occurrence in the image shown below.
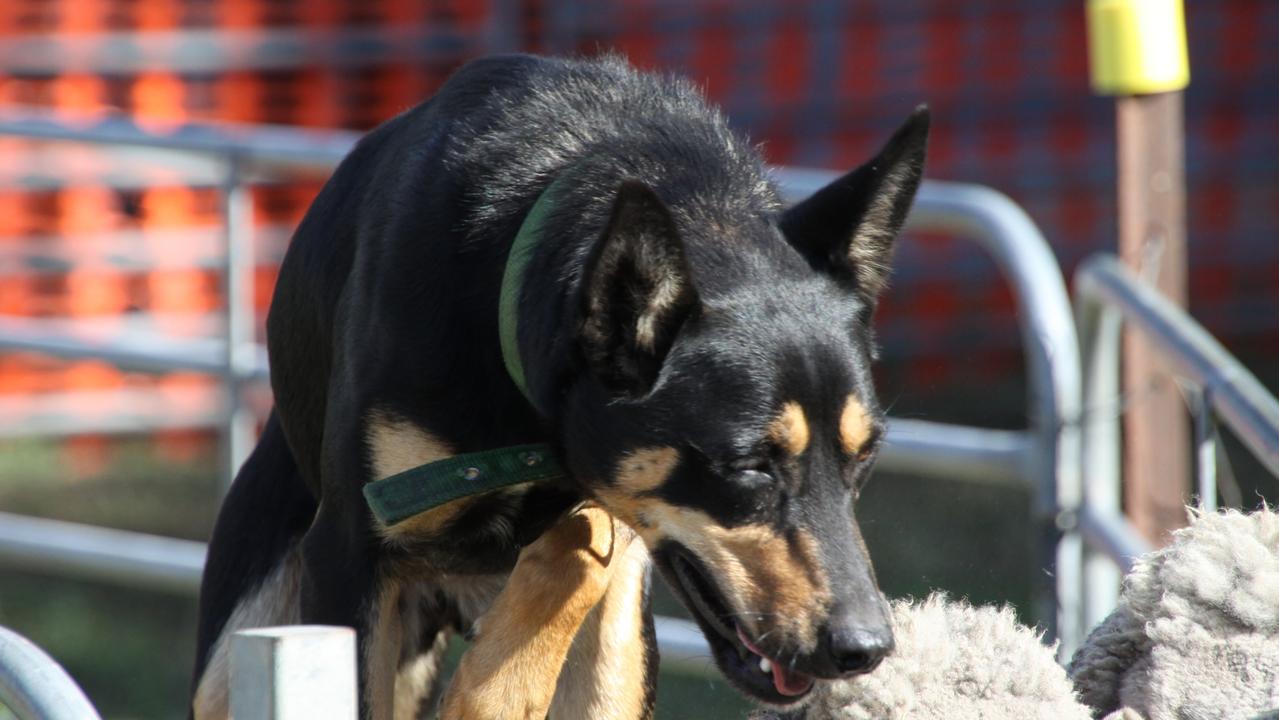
[728,454,768,473]
[732,468,776,490]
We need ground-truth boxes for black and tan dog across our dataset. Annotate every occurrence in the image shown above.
[191,54,928,719]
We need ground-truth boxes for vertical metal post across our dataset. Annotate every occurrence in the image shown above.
[1078,297,1125,638]
[1192,388,1218,511]
[222,154,257,492]
[230,627,357,720]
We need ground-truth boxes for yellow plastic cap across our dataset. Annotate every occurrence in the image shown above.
[1087,0,1190,95]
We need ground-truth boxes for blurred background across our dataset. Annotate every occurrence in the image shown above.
[0,1,1276,718]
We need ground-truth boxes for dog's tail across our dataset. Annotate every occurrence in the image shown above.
[189,410,317,715]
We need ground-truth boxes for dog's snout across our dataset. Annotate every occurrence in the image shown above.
[827,624,893,675]
[813,601,894,678]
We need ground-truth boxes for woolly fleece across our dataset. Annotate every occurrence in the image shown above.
[754,594,1091,720]
[1069,508,1279,719]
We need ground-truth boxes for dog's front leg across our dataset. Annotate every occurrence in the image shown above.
[549,534,655,720]
[439,505,626,720]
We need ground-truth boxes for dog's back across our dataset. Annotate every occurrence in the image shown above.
[267,54,774,482]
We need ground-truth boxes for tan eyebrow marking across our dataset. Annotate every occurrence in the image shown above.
[768,402,811,457]
[839,395,875,457]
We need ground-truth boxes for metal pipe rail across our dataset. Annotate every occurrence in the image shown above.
[0,512,206,595]
[0,110,355,174]
[0,511,716,677]
[0,625,103,720]
[0,316,269,380]
[1073,254,1279,635]
[0,115,1082,653]
[1077,257,1279,477]
[0,27,486,76]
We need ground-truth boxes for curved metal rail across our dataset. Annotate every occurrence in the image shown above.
[0,626,102,720]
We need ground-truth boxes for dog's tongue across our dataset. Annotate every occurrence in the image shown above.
[737,626,814,697]
[770,663,815,697]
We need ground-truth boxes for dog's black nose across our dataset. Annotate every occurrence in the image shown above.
[827,625,894,675]
[813,600,894,677]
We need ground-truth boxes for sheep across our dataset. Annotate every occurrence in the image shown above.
[751,594,1092,720]
[1068,507,1279,720]
[753,507,1279,720]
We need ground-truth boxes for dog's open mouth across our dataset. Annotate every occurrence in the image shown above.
[667,549,815,704]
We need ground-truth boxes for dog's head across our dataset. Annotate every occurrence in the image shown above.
[560,108,929,705]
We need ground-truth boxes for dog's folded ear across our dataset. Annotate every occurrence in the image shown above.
[579,180,699,397]
[780,105,930,307]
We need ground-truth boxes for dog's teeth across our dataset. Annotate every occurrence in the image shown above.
[759,657,772,674]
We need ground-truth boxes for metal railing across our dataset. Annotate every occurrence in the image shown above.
[0,626,102,720]
[1072,254,1279,636]
[0,114,1082,664]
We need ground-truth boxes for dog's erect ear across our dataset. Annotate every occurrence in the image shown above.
[579,181,699,397]
[780,106,930,306]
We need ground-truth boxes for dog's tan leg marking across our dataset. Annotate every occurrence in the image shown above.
[839,394,873,457]
[192,546,302,720]
[364,409,463,542]
[439,506,626,720]
[769,401,811,456]
[365,582,404,720]
[549,535,652,720]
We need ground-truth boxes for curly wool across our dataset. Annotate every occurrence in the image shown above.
[1069,507,1279,719]
[755,594,1090,720]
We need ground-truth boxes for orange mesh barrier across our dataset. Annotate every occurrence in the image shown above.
[135,0,181,32]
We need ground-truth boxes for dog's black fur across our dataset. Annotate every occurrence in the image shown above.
[192,54,928,719]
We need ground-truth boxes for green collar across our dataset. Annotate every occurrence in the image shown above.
[363,180,568,527]
[499,175,565,405]
[363,444,565,527]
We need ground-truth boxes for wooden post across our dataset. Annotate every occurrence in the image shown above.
[230,626,357,720]
[1116,92,1188,544]
[1087,0,1192,546]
